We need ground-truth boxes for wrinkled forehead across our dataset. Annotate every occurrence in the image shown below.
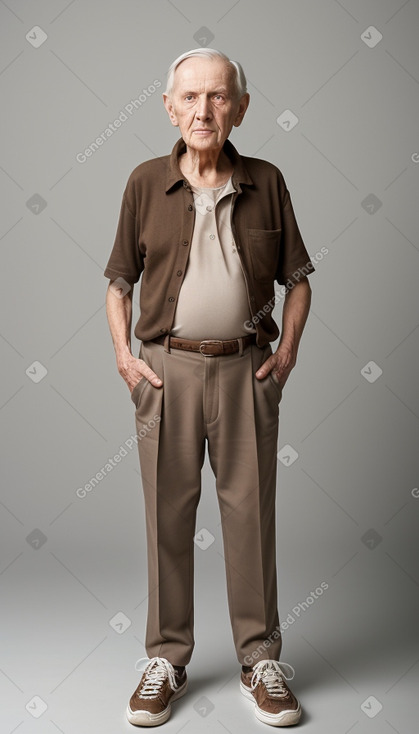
[173,56,236,93]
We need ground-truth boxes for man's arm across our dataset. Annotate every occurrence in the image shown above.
[255,277,312,390]
[105,282,163,392]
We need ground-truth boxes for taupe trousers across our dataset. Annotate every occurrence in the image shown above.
[131,338,283,666]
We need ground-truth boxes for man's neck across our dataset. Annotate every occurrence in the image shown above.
[179,146,233,188]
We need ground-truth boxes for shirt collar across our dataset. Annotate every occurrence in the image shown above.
[165,136,254,193]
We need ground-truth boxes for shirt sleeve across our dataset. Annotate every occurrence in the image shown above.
[103,177,144,284]
[275,172,315,286]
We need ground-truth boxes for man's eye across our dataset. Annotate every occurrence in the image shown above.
[185,95,193,101]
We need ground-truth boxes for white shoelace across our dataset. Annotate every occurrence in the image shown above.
[250,660,295,698]
[135,656,178,699]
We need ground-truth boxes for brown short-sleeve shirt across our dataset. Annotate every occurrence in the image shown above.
[104,137,315,347]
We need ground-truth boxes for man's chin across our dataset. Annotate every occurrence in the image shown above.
[185,135,222,150]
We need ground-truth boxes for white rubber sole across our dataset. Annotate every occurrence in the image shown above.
[126,679,188,727]
[240,681,302,727]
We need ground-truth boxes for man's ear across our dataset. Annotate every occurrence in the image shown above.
[163,94,179,127]
[233,92,250,128]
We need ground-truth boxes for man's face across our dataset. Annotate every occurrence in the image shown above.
[163,56,249,152]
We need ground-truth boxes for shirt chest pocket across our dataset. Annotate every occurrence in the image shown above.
[247,228,282,283]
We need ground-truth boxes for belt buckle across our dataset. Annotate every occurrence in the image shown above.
[199,339,223,356]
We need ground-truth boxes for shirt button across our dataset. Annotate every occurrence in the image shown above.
[176,270,182,276]
[168,296,175,302]
[206,205,213,212]
[209,234,215,240]
[183,240,189,246]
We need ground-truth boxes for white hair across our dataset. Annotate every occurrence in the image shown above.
[164,48,247,99]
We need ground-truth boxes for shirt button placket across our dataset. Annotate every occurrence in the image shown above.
[209,206,217,241]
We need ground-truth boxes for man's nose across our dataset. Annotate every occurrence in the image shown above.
[195,97,212,119]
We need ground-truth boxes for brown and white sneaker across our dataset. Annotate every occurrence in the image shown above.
[126,656,187,726]
[240,659,301,726]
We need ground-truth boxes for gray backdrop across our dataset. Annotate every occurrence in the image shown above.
[1,1,418,732]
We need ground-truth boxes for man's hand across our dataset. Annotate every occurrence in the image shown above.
[105,282,163,394]
[255,344,296,391]
[117,352,163,393]
[255,277,312,392]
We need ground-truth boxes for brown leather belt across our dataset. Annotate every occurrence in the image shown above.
[150,334,257,356]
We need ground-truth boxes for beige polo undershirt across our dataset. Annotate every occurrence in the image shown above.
[171,177,256,340]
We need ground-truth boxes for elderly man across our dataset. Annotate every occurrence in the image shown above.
[104,48,314,728]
